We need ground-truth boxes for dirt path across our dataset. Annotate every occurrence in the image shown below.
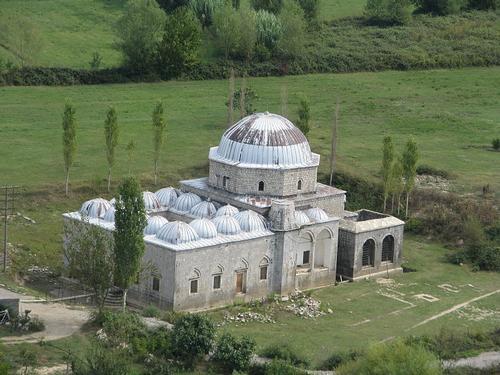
[408,289,500,330]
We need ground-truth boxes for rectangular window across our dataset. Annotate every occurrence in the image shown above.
[302,251,310,265]
[152,277,160,292]
[213,275,221,290]
[190,279,198,294]
[260,266,268,281]
[223,176,229,188]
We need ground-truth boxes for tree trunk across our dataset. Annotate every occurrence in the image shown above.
[154,159,158,185]
[391,194,395,213]
[65,169,70,196]
[405,192,410,218]
[383,195,387,213]
[122,288,127,312]
[107,167,112,193]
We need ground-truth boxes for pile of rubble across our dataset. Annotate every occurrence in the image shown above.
[221,311,275,325]
[283,290,331,319]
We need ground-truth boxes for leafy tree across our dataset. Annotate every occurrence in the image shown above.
[62,102,77,196]
[157,0,189,11]
[189,0,225,28]
[0,347,9,375]
[114,177,147,310]
[172,314,216,365]
[468,0,498,9]
[152,101,167,185]
[89,52,103,70]
[227,68,236,127]
[63,220,115,314]
[381,136,394,212]
[412,0,466,15]
[401,138,418,218]
[125,140,136,175]
[73,340,131,375]
[116,0,166,73]
[337,340,442,375]
[227,86,258,116]
[236,4,258,61]
[296,96,311,138]
[104,106,119,193]
[213,333,256,372]
[277,0,307,63]
[251,0,284,13]
[296,0,320,26]
[492,138,500,150]
[329,98,340,186]
[365,0,412,25]
[390,157,404,214]
[256,9,283,52]
[157,6,201,79]
[213,3,241,59]
[19,345,37,375]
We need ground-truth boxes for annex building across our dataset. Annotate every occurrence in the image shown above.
[63,112,404,311]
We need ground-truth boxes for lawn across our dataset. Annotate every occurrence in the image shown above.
[210,234,500,367]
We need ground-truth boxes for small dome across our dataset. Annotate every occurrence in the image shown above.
[80,198,111,219]
[294,210,311,226]
[143,191,161,210]
[144,215,169,235]
[103,206,116,222]
[109,197,116,206]
[190,200,217,219]
[212,215,242,235]
[306,207,329,222]
[155,187,178,207]
[234,210,267,232]
[173,192,202,212]
[156,221,199,244]
[190,218,218,239]
[215,204,239,217]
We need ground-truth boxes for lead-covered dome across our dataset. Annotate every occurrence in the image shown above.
[212,215,242,235]
[144,215,168,235]
[234,210,267,232]
[143,192,161,210]
[210,112,318,168]
[155,187,178,207]
[190,218,218,239]
[173,192,202,212]
[156,221,199,244]
[190,200,217,219]
[80,198,111,219]
[306,207,329,222]
[216,204,239,217]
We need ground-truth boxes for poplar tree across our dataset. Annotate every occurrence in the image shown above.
[329,97,340,186]
[281,84,288,117]
[239,77,247,119]
[390,157,404,215]
[227,68,235,127]
[381,136,394,212]
[296,95,311,138]
[62,102,77,196]
[114,177,147,310]
[401,138,418,218]
[152,101,166,185]
[104,106,119,192]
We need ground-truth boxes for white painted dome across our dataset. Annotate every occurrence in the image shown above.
[103,206,116,222]
[143,191,161,210]
[80,198,111,219]
[294,210,311,226]
[234,210,267,232]
[155,187,178,207]
[305,207,329,222]
[212,215,242,235]
[144,215,168,235]
[190,200,217,219]
[156,221,199,244]
[173,192,202,212]
[211,112,318,169]
[215,204,239,217]
[190,218,218,239]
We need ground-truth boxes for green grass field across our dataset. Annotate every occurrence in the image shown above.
[1,67,498,194]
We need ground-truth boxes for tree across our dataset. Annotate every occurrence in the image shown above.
[116,0,166,73]
[251,0,283,13]
[277,0,306,64]
[189,0,225,28]
[62,102,77,196]
[256,9,283,52]
[213,333,256,372]
[212,3,241,59]
[227,68,236,127]
[329,98,340,186]
[296,95,311,138]
[381,136,394,212]
[113,177,147,310]
[296,0,320,27]
[389,158,404,214]
[126,140,136,175]
[104,107,119,193]
[281,84,289,117]
[0,17,44,67]
[20,345,37,375]
[365,0,412,25]
[157,0,189,12]
[89,52,103,70]
[172,314,216,365]
[401,138,418,218]
[468,0,498,10]
[226,86,258,117]
[156,6,201,79]
[236,4,258,62]
[412,0,466,15]
[64,220,115,314]
[152,101,167,185]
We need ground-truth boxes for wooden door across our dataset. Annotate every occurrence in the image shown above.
[236,272,246,294]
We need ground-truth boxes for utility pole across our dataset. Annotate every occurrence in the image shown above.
[1,186,18,272]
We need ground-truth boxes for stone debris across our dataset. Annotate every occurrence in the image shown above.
[456,305,500,322]
[283,290,326,319]
[415,174,450,191]
[17,212,36,224]
[222,311,275,325]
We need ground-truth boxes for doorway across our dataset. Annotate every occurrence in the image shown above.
[236,271,247,294]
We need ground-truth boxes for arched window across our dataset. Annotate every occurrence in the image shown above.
[258,181,265,191]
[382,235,395,262]
[362,239,375,267]
[297,180,302,190]
[315,230,331,268]
[259,257,270,281]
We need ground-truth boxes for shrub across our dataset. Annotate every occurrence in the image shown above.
[413,0,467,15]
[319,350,361,370]
[466,243,500,271]
[157,0,190,12]
[101,311,147,346]
[365,0,413,25]
[264,359,308,374]
[212,3,241,59]
[260,343,311,368]
[468,0,499,9]
[27,316,45,332]
[416,164,450,179]
[227,87,258,116]
[296,0,320,26]
[142,304,161,318]
[171,314,216,364]
[277,0,307,62]
[251,0,283,13]
[337,339,442,375]
[296,95,311,138]
[492,138,500,150]
[212,332,256,372]
[189,0,225,28]
[73,341,131,375]
[256,10,283,51]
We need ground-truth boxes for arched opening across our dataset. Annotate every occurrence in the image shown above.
[382,235,394,262]
[259,257,270,281]
[189,268,201,294]
[258,181,265,191]
[315,230,331,268]
[362,239,375,267]
[297,232,313,269]
[297,180,302,191]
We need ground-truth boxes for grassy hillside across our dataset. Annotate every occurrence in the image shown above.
[0,68,498,195]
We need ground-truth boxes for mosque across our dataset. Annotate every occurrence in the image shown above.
[63,112,404,311]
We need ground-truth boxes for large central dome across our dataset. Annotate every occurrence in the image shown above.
[210,112,318,168]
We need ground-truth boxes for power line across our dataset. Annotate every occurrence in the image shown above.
[1,186,19,272]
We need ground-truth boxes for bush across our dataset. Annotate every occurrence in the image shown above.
[256,10,282,51]
[171,314,216,364]
[296,0,320,26]
[73,341,131,375]
[260,343,311,368]
[466,243,500,271]
[189,0,225,28]
[213,332,256,372]
[296,95,311,137]
[27,316,45,332]
[319,350,361,370]
[468,0,499,9]
[416,164,450,179]
[101,311,147,346]
[413,0,467,15]
[142,304,161,318]
[264,359,308,375]
[365,0,413,25]
[492,138,500,150]
[251,0,283,13]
